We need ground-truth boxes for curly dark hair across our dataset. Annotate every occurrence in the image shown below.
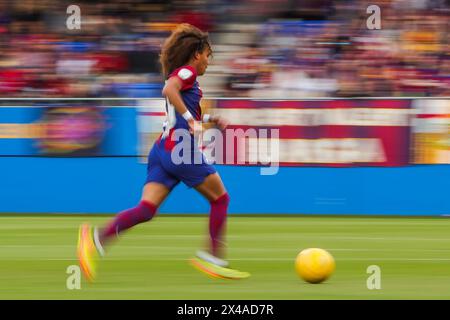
[159,23,212,77]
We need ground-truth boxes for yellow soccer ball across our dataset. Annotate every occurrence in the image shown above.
[295,248,335,284]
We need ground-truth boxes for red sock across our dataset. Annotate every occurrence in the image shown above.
[209,193,230,258]
[100,201,157,246]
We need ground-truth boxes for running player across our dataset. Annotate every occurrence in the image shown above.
[77,23,250,282]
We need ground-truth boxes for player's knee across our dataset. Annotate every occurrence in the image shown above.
[211,193,230,208]
[139,201,158,221]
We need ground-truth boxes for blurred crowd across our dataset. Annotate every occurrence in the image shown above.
[0,0,448,98]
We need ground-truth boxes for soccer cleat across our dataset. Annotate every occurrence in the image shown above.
[196,250,229,267]
[189,256,250,280]
[77,223,99,283]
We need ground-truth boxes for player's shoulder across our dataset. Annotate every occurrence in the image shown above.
[169,65,197,81]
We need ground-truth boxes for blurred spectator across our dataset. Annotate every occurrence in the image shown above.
[225,44,272,96]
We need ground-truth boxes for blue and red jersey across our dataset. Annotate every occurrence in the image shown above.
[160,66,203,148]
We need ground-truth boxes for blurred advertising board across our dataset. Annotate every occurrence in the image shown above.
[0,103,137,156]
[36,106,105,156]
[213,99,412,167]
[412,99,449,164]
[137,99,167,160]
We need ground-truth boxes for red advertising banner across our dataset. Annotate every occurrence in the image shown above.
[213,99,412,167]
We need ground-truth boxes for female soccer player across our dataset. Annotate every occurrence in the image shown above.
[77,23,249,282]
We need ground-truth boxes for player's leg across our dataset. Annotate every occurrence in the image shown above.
[96,182,171,250]
[78,182,171,282]
[194,172,229,260]
[191,172,250,279]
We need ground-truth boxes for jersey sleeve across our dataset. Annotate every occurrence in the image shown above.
[168,66,197,91]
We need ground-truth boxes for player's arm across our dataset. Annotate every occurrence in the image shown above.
[162,76,197,131]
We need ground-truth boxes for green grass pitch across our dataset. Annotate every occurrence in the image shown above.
[1,215,450,299]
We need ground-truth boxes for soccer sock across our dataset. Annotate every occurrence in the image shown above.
[99,200,157,247]
[209,193,230,259]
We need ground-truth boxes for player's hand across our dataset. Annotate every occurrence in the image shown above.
[211,116,229,130]
[188,118,203,136]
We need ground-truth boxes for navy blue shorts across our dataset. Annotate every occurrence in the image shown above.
[145,142,216,190]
